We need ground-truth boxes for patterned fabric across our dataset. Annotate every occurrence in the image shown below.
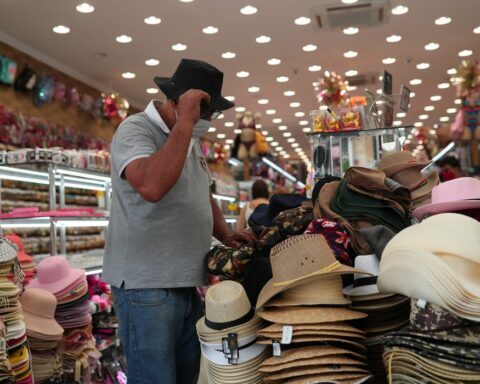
[410,299,473,332]
[304,218,354,265]
[206,244,255,281]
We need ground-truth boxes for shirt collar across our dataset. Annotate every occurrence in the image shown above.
[145,100,170,134]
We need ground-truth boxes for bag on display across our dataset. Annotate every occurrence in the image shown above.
[0,55,17,85]
[14,65,37,92]
[33,75,55,106]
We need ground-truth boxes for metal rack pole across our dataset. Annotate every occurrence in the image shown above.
[48,165,57,255]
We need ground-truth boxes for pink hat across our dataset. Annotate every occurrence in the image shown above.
[26,256,85,295]
[414,177,480,219]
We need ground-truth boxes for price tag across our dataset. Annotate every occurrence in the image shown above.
[272,341,282,357]
[281,325,293,344]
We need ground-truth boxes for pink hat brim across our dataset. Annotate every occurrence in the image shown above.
[414,200,480,219]
[26,268,85,295]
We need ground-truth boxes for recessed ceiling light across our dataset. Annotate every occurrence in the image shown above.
[347,85,357,91]
[53,25,71,34]
[233,129,241,134]
[225,139,234,144]
[396,112,406,118]
[145,58,160,66]
[144,16,161,25]
[425,42,440,51]
[438,82,450,89]
[392,5,409,15]
[454,98,462,105]
[222,52,236,59]
[271,142,279,147]
[345,70,358,77]
[430,95,442,101]
[217,133,226,139]
[435,16,451,25]
[203,26,219,34]
[283,132,292,137]
[275,147,283,152]
[290,102,301,108]
[267,58,281,65]
[344,50,358,58]
[382,57,396,65]
[302,128,311,133]
[424,105,435,111]
[439,116,449,122]
[295,112,305,117]
[116,34,132,43]
[302,44,317,52]
[284,91,295,96]
[278,125,287,131]
[343,27,359,35]
[248,86,260,93]
[376,89,383,95]
[419,114,429,120]
[218,113,225,120]
[236,71,249,78]
[410,92,416,98]
[258,99,269,105]
[266,137,274,142]
[179,0,194,2]
[287,138,296,143]
[256,35,271,43]
[225,96,235,101]
[240,5,257,15]
[458,49,473,57]
[292,143,300,147]
[146,88,159,94]
[308,65,322,72]
[342,0,359,3]
[386,34,402,43]
[393,120,402,126]
[447,68,457,75]
[235,107,246,112]
[273,118,282,124]
[208,127,216,133]
[76,3,95,13]
[447,108,457,114]
[474,26,480,34]
[262,130,268,135]
[299,120,308,125]
[266,109,276,115]
[224,122,234,127]
[416,62,430,70]
[410,79,422,85]
[319,105,329,111]
[172,43,187,51]
[414,122,423,127]
[277,76,289,82]
[122,72,136,79]
[294,16,311,25]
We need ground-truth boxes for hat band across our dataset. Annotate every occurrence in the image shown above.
[205,307,255,331]
[352,276,378,288]
[272,261,341,287]
[409,178,428,192]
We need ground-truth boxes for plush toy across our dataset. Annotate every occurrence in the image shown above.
[236,111,261,160]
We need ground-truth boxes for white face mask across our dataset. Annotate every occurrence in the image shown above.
[192,119,211,138]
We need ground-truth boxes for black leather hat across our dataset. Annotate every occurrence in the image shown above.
[154,58,235,111]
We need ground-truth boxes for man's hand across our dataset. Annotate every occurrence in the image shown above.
[176,89,210,126]
[223,229,257,248]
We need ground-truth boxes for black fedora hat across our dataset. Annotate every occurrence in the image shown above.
[154,58,235,111]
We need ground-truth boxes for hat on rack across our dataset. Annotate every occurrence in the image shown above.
[20,288,63,338]
[344,255,381,297]
[154,58,234,111]
[3,235,33,264]
[413,177,480,219]
[27,256,85,295]
[256,234,369,309]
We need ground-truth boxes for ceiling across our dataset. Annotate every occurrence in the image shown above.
[0,0,479,165]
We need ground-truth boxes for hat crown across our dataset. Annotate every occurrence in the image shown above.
[170,58,223,98]
[37,256,72,284]
[432,177,480,203]
[378,151,425,177]
[353,255,380,276]
[205,281,251,325]
[21,288,57,319]
[270,234,337,284]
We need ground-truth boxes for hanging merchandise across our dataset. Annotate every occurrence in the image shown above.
[315,71,349,108]
[66,87,81,106]
[0,55,17,85]
[13,66,37,92]
[116,97,130,120]
[32,75,55,107]
[102,92,118,120]
[79,94,94,112]
[53,81,66,102]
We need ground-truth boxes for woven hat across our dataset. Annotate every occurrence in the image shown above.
[256,234,369,309]
[258,306,367,324]
[3,235,33,264]
[344,255,381,297]
[259,355,367,373]
[260,321,365,335]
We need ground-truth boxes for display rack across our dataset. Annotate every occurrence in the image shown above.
[306,126,413,178]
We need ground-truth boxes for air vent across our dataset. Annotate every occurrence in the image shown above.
[346,73,378,87]
[312,0,390,31]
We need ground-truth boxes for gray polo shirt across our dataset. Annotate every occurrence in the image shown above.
[103,100,213,289]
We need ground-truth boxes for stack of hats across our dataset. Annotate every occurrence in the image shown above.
[378,213,480,382]
[255,234,372,384]
[0,321,13,383]
[196,280,267,384]
[0,233,33,383]
[27,256,97,382]
[343,254,409,382]
[20,288,63,382]
[378,151,439,210]
[4,235,36,285]
[414,177,480,221]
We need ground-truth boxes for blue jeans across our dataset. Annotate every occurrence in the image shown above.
[112,286,203,384]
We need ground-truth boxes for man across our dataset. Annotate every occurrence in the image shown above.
[103,59,252,384]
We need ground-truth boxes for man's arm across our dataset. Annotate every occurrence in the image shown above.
[125,89,209,202]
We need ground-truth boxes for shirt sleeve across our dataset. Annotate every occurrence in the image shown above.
[111,116,164,178]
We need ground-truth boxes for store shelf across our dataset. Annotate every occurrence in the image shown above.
[305,125,414,139]
[0,216,109,228]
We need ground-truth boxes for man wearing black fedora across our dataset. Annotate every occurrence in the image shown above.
[104,59,253,384]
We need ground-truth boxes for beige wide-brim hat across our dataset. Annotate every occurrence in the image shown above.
[256,234,370,309]
[274,372,372,384]
[258,306,367,324]
[262,365,369,382]
[259,355,368,373]
[258,329,366,341]
[258,336,367,352]
[260,321,364,335]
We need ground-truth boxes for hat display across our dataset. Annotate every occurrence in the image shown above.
[249,193,307,229]
[4,235,36,285]
[413,177,480,219]
[154,58,234,111]
[196,281,266,383]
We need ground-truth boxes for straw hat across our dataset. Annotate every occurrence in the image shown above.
[280,372,371,384]
[263,365,369,382]
[258,306,367,324]
[256,234,369,309]
[258,355,367,373]
[260,321,364,335]
[344,255,381,297]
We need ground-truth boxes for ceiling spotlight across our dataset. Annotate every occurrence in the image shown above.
[299,120,308,125]
[347,85,357,91]
[122,72,136,79]
[208,127,216,133]
[419,114,429,120]
[425,42,440,51]
[295,112,305,117]
[386,34,402,43]
[447,68,457,75]
[308,65,322,72]
[447,108,457,114]
[76,3,95,13]
[271,141,279,147]
[145,59,160,66]
[278,125,287,131]
[291,143,300,147]
[290,102,301,108]
[382,57,396,65]
[267,58,281,65]
[414,122,423,127]
[430,95,442,101]
[202,26,219,34]
[294,16,311,25]
[284,91,295,96]
[396,112,406,118]
[438,82,450,89]
[435,16,451,25]
[439,116,449,122]
[258,99,269,105]
[392,5,409,15]
[256,35,271,43]
[144,16,161,25]
[424,105,435,111]
[116,34,132,43]
[458,49,473,57]
[302,44,318,52]
[276,76,289,82]
[240,5,257,15]
[342,0,359,3]
[171,43,187,51]
[146,88,159,94]
[302,128,311,133]
[248,86,260,93]
[224,122,234,127]
[225,96,235,101]
[287,138,296,143]
[343,27,359,35]
[474,26,480,34]
[236,71,250,78]
[416,62,430,70]
[266,109,276,115]
[217,133,226,139]
[222,52,236,59]
[393,120,402,126]
[283,132,292,137]
[273,118,282,124]
[454,99,462,105]
[410,79,422,85]
[235,106,246,112]
[266,137,273,142]
[344,50,358,58]
[53,25,70,34]
[345,70,358,77]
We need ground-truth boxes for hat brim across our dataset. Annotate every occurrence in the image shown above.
[22,310,63,338]
[26,268,85,295]
[196,313,263,341]
[154,77,235,111]
[413,199,480,219]
[410,171,439,201]
[382,161,429,178]
[258,306,368,324]
[343,283,380,297]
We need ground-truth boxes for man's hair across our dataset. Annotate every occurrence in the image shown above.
[437,155,461,169]
[252,179,269,199]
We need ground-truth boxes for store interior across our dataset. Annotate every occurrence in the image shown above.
[0,0,479,383]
